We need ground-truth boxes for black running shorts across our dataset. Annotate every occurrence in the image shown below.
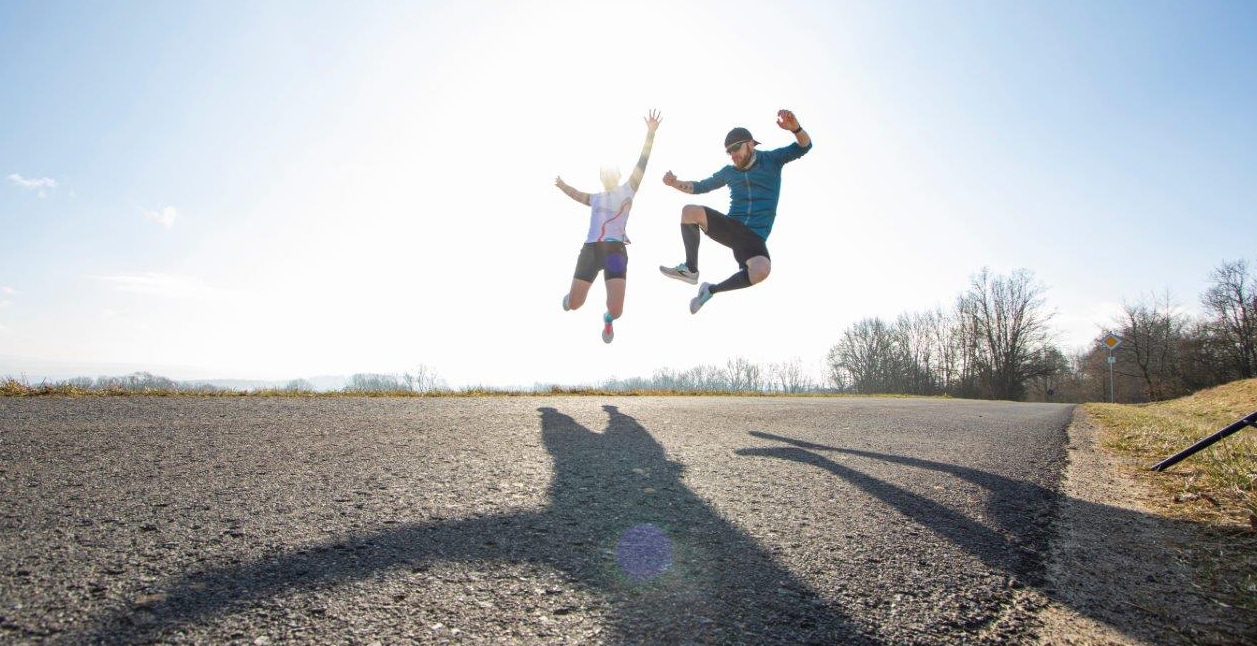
[573,241,628,282]
[702,207,770,268]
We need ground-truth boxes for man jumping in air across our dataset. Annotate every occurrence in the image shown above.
[659,109,811,313]
[555,109,661,342]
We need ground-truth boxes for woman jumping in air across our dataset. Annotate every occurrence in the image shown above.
[555,109,661,343]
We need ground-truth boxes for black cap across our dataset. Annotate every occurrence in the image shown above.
[724,127,760,150]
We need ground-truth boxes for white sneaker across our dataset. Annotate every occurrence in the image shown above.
[690,283,714,314]
[659,263,699,284]
[602,312,614,343]
[562,294,571,311]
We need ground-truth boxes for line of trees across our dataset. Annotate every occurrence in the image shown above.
[44,372,230,394]
[339,365,447,393]
[599,357,821,393]
[4,367,452,395]
[1068,260,1256,403]
[826,260,1257,403]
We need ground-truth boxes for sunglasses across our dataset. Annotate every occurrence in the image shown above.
[726,140,749,154]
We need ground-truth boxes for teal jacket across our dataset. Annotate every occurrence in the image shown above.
[690,141,812,240]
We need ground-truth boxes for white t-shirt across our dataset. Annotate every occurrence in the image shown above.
[585,183,635,244]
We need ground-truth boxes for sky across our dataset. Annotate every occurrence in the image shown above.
[2,0,1255,389]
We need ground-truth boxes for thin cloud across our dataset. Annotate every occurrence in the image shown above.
[1,286,17,296]
[7,173,57,198]
[143,206,179,228]
[89,272,229,300]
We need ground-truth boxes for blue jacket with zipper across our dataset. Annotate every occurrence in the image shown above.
[690,141,812,240]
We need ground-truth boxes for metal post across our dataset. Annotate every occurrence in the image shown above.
[1150,410,1257,471]
[1101,334,1121,404]
[1108,349,1115,403]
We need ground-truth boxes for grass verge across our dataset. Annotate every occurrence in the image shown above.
[1084,378,1257,611]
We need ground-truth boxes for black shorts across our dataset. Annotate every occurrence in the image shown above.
[702,207,770,268]
[573,241,628,282]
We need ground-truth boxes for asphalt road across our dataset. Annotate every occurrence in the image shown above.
[1,395,1078,644]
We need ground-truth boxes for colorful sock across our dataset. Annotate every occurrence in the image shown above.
[681,223,701,273]
[604,311,614,324]
[710,268,752,294]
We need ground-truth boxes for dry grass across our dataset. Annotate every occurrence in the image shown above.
[1086,378,1257,526]
[1085,378,1257,610]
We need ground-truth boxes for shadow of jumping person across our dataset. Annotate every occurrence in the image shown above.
[733,430,1257,645]
[80,406,873,645]
[737,431,1057,585]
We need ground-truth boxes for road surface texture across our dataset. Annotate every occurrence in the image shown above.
[0,395,1170,644]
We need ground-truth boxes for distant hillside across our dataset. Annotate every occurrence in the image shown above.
[182,376,348,392]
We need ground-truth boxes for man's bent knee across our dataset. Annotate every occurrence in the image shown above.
[681,204,707,227]
[748,257,771,284]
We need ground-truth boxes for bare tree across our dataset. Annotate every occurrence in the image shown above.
[648,364,730,391]
[648,367,681,390]
[824,354,850,392]
[96,372,180,392]
[1048,348,1102,403]
[402,364,446,392]
[65,376,94,390]
[923,308,971,396]
[957,268,1055,401]
[1201,259,1257,380]
[1178,319,1229,392]
[828,317,914,394]
[283,379,315,392]
[894,311,941,395]
[689,364,729,391]
[1112,292,1190,401]
[725,357,763,392]
[1024,346,1070,402]
[346,373,405,392]
[770,358,814,393]
[945,302,988,399]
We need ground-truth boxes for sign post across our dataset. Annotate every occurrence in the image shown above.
[1102,333,1121,403]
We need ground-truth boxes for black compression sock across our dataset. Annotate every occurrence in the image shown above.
[709,268,752,294]
[681,223,700,272]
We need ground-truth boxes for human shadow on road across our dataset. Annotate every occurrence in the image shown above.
[82,407,873,644]
[737,431,1055,584]
[733,430,1248,645]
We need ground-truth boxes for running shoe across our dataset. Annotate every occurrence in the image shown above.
[602,312,615,343]
[562,294,571,311]
[659,263,699,284]
[690,283,714,314]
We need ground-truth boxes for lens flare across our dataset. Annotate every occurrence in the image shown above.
[615,523,672,581]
